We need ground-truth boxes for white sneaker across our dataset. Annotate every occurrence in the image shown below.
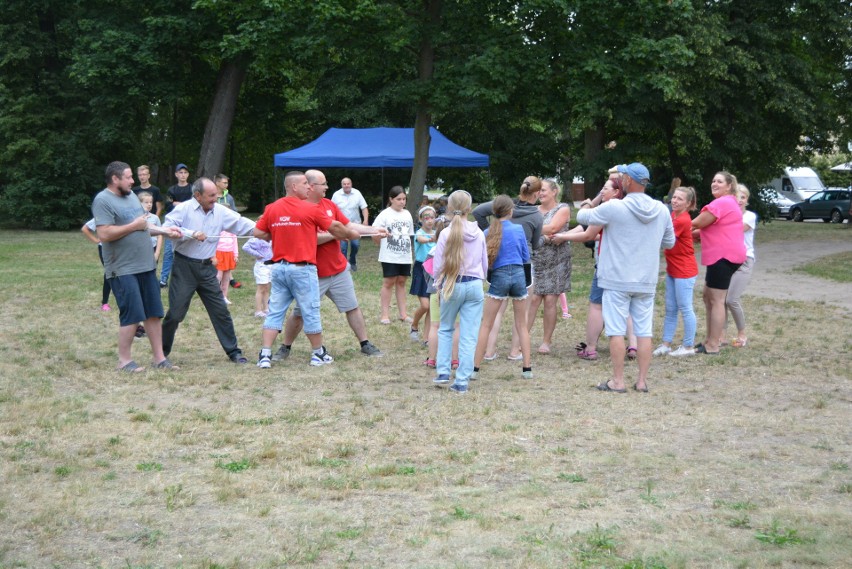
[257,351,272,369]
[310,347,334,366]
[652,344,671,356]
[223,298,232,305]
[670,345,696,357]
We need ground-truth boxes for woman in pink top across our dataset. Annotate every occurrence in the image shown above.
[691,171,746,354]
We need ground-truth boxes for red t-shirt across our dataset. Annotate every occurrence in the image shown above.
[315,198,350,278]
[665,210,698,278]
[256,196,333,265]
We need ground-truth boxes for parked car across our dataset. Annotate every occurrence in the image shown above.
[762,188,795,219]
[789,189,851,223]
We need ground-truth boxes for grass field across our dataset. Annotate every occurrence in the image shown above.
[0,220,850,568]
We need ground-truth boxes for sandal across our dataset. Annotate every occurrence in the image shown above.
[154,358,180,370]
[379,318,392,325]
[595,380,626,393]
[626,347,638,360]
[537,344,551,354]
[574,341,587,353]
[577,349,598,361]
[423,358,436,368]
[483,352,498,361]
[118,360,145,373]
[732,337,748,348]
[451,359,459,370]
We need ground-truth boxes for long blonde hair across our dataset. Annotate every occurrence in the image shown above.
[486,195,513,267]
[438,190,472,299]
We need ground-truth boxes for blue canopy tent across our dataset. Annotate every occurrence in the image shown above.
[272,127,489,198]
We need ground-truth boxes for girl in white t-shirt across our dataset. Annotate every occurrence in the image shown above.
[372,186,414,324]
[723,184,757,348]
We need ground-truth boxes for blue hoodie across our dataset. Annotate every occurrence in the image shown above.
[576,193,675,293]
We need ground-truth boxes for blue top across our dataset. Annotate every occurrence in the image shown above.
[485,220,530,270]
[414,228,436,262]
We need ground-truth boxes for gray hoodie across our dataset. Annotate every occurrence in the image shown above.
[576,193,675,293]
[472,199,543,251]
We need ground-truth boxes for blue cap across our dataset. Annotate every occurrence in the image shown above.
[175,163,189,172]
[617,162,650,186]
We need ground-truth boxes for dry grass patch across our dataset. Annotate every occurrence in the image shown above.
[0,226,850,568]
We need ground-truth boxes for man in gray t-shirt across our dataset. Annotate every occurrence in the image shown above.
[92,161,182,373]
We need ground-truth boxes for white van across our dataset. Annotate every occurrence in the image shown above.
[768,167,826,202]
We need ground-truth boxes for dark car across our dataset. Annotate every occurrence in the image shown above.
[789,189,851,223]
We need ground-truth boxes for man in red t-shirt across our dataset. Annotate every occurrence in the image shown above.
[254,171,363,368]
[272,169,386,361]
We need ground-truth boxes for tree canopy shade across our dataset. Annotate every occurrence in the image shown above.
[273,127,489,169]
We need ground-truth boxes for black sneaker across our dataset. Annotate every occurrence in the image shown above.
[360,342,383,357]
[272,345,291,361]
[229,353,248,364]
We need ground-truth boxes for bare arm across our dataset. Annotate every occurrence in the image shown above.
[253,227,271,241]
[360,207,369,225]
[549,225,602,245]
[317,232,335,245]
[542,205,571,236]
[691,210,716,230]
[97,215,149,243]
[81,224,100,244]
[327,220,360,241]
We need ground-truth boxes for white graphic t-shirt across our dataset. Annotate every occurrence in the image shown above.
[373,207,414,265]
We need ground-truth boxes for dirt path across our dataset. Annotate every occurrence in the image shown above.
[746,238,852,313]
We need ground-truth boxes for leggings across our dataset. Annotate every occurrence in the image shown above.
[725,256,754,332]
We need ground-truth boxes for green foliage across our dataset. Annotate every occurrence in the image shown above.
[1,0,849,228]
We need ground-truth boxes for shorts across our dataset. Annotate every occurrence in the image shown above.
[589,270,603,305]
[486,264,528,300]
[109,270,164,327]
[429,290,441,320]
[705,258,742,290]
[253,260,271,285]
[382,262,411,278]
[264,263,322,334]
[293,270,358,316]
[601,289,655,338]
[215,251,236,271]
[409,260,430,297]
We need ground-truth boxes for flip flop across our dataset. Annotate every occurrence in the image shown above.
[483,353,498,361]
[633,384,649,393]
[379,318,392,325]
[694,344,720,355]
[595,380,626,393]
[732,337,748,348]
[118,360,145,373]
[537,344,551,354]
[506,353,523,361]
[575,342,587,353]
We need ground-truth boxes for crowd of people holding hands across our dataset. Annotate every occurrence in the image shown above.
[88,160,756,393]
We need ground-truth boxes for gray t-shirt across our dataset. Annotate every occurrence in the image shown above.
[92,189,156,278]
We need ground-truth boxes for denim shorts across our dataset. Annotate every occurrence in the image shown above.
[486,264,528,300]
[589,270,604,304]
[264,263,322,334]
[109,270,164,327]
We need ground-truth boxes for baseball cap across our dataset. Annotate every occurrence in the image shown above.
[175,163,189,172]
[616,163,650,186]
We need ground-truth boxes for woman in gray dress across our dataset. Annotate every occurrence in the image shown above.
[526,178,572,353]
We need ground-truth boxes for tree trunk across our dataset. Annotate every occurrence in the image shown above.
[407,0,442,218]
[583,125,605,199]
[197,57,248,179]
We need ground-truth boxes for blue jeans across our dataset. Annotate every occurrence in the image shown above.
[160,239,174,284]
[340,239,360,267]
[663,274,696,346]
[437,279,484,386]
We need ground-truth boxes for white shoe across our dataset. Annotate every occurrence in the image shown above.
[670,345,696,357]
[652,344,671,356]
